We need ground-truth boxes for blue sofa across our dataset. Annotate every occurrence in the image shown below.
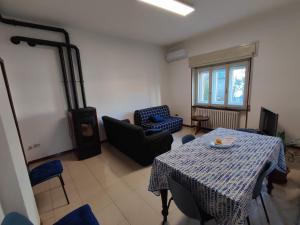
[134,105,183,133]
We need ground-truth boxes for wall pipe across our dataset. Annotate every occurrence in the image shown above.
[58,46,72,110]
[11,36,87,108]
[0,14,79,109]
[73,46,87,108]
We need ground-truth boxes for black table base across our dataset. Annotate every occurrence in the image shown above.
[160,189,169,223]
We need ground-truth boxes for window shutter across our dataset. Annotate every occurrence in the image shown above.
[189,43,257,68]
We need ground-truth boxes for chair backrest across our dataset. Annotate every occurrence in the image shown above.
[182,135,195,144]
[1,212,33,225]
[102,116,145,149]
[253,161,276,199]
[167,176,202,221]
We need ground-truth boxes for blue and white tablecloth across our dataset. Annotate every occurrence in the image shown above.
[148,128,286,225]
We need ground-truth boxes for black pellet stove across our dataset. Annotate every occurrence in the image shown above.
[69,107,101,160]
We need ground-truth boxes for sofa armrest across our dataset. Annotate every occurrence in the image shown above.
[144,131,173,154]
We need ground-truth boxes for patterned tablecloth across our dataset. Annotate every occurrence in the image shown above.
[148,128,286,225]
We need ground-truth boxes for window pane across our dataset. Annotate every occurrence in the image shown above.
[197,70,209,104]
[211,68,226,105]
[228,65,246,106]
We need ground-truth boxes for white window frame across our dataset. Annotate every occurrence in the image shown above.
[192,60,250,110]
[211,65,226,106]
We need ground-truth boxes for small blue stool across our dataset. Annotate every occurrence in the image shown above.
[181,134,195,144]
[29,160,69,204]
[1,204,100,225]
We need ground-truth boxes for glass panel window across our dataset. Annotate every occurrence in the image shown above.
[192,60,249,109]
[211,67,226,105]
[197,70,209,104]
[228,64,246,106]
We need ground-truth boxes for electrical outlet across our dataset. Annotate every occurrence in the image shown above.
[33,144,41,148]
[28,144,41,151]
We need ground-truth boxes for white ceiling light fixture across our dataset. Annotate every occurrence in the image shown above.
[138,0,195,16]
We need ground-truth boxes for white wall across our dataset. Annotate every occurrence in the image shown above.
[0,63,40,224]
[0,202,4,222]
[0,24,167,161]
[165,3,300,140]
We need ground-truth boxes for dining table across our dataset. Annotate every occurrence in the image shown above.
[148,128,286,225]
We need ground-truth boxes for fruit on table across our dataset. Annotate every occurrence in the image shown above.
[215,138,222,145]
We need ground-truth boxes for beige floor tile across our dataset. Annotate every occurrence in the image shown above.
[74,176,101,191]
[41,217,57,225]
[136,187,178,214]
[39,210,55,222]
[53,201,83,221]
[33,180,52,194]
[76,182,103,199]
[114,193,162,225]
[92,167,121,188]
[63,184,81,203]
[81,189,113,212]
[93,203,130,225]
[105,180,134,202]
[49,177,62,189]
[138,165,153,177]
[66,161,89,178]
[121,170,149,190]
[50,186,70,209]
[35,190,53,214]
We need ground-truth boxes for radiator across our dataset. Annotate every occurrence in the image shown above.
[193,108,240,129]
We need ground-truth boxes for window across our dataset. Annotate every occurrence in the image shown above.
[193,60,250,109]
[211,67,226,105]
[197,70,209,104]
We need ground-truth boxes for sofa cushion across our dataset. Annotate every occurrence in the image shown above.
[150,115,165,123]
[143,117,183,133]
[145,128,162,136]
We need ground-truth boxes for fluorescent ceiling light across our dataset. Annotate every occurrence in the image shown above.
[138,0,195,16]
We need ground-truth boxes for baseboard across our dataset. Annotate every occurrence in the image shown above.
[183,124,194,128]
[28,149,74,165]
[28,140,108,165]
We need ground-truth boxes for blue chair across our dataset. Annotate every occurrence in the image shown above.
[29,160,69,204]
[1,204,100,225]
[247,161,276,225]
[182,134,195,144]
[1,212,33,225]
[167,175,214,225]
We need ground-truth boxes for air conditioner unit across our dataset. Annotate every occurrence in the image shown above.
[165,48,188,63]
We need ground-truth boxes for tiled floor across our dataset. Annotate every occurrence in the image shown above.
[32,127,300,225]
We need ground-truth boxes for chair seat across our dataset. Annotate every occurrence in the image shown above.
[1,212,33,225]
[143,117,183,133]
[29,160,63,186]
[53,204,100,225]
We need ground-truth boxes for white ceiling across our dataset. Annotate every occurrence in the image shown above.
[0,0,298,45]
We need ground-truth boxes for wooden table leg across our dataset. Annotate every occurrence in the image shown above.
[160,189,169,223]
[195,121,200,134]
